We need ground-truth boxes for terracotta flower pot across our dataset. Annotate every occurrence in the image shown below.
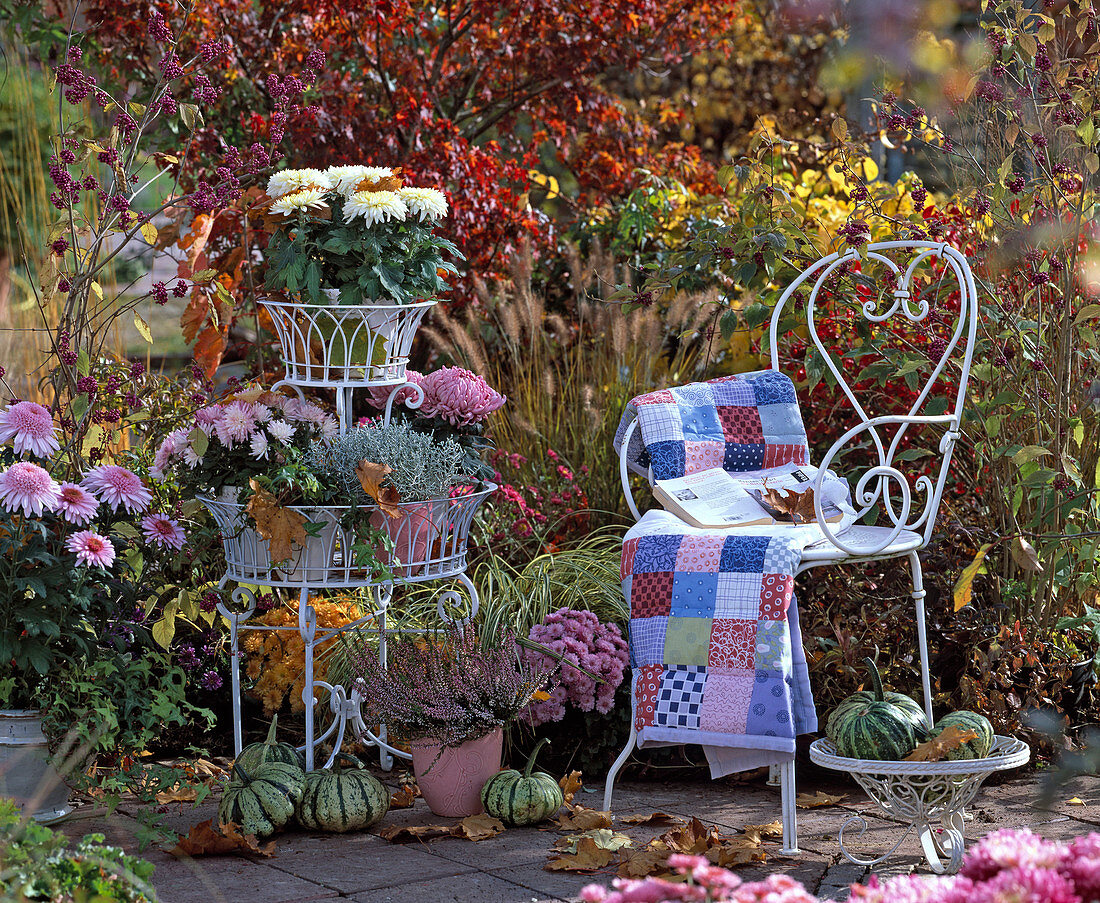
[410,728,503,817]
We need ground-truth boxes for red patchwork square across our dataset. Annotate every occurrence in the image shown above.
[629,571,674,618]
[675,535,725,572]
[635,664,663,730]
[621,538,640,581]
[717,406,764,443]
[763,443,807,468]
[709,618,757,669]
[759,574,793,620]
[636,390,675,406]
[684,441,725,475]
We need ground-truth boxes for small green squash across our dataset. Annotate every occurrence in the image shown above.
[934,710,994,760]
[235,714,301,772]
[481,739,564,827]
[833,658,921,761]
[296,754,390,833]
[826,659,930,745]
[219,760,305,838]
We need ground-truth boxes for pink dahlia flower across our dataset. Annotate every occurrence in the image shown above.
[0,461,61,516]
[418,367,506,426]
[366,370,423,410]
[0,401,61,459]
[142,514,186,550]
[66,529,116,568]
[82,464,153,513]
[56,482,99,524]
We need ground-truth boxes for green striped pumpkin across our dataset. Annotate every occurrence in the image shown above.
[481,739,564,827]
[219,761,305,838]
[934,710,994,760]
[296,755,389,833]
[235,715,301,772]
[833,658,921,761]
[826,659,930,745]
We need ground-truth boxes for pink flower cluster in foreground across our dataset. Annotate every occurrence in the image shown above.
[522,608,629,726]
[581,829,1100,903]
[0,401,185,567]
[366,367,505,426]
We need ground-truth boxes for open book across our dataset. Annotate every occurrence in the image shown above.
[652,463,848,529]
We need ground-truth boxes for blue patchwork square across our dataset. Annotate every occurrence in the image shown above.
[649,440,686,480]
[719,535,769,573]
[655,665,707,729]
[679,405,723,442]
[757,402,806,441]
[723,442,766,472]
[671,383,715,408]
[746,668,795,739]
[670,573,719,617]
[711,379,755,406]
[629,616,668,668]
[633,535,682,572]
[749,371,798,405]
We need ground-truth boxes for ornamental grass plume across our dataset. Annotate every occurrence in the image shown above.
[351,627,551,749]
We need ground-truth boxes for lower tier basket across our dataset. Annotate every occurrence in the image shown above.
[808,736,1030,874]
[199,483,495,588]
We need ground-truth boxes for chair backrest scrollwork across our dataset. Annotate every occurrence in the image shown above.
[767,241,979,554]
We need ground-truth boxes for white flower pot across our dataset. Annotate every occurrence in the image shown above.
[0,710,72,823]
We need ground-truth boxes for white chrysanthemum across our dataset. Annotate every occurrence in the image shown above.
[252,403,272,423]
[266,168,333,199]
[327,165,395,195]
[269,187,330,217]
[320,415,339,441]
[399,187,448,221]
[267,420,295,443]
[182,445,203,468]
[343,190,408,226]
[249,431,270,460]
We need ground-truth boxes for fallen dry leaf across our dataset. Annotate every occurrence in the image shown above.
[555,805,613,831]
[246,479,307,563]
[742,821,783,843]
[904,726,979,762]
[1067,797,1086,806]
[659,817,717,854]
[355,460,404,518]
[559,770,583,806]
[390,782,419,810]
[620,812,682,827]
[796,791,847,809]
[166,820,275,858]
[455,813,505,841]
[552,829,633,854]
[757,481,819,524]
[378,823,455,843]
[545,836,616,873]
[155,783,201,804]
[618,842,675,878]
[706,836,767,868]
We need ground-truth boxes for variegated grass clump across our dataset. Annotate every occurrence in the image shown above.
[308,419,467,503]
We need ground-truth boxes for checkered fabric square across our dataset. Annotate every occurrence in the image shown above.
[655,666,708,729]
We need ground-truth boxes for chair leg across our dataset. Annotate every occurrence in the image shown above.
[603,718,637,812]
[767,763,781,786]
[779,758,799,855]
[909,550,934,725]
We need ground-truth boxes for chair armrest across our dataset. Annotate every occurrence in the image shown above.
[619,419,646,522]
[809,414,960,557]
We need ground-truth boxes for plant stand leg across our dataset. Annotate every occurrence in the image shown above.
[299,587,318,771]
[217,585,257,758]
[377,604,393,771]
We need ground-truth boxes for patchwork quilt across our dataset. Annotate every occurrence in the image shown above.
[615,371,833,773]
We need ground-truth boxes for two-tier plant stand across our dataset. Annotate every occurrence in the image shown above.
[207,296,495,771]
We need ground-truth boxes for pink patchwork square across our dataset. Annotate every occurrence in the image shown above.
[759,574,793,620]
[698,668,755,733]
[684,440,725,475]
[635,664,664,731]
[709,618,757,669]
[675,535,725,572]
[763,443,807,468]
[636,390,675,406]
[621,538,640,581]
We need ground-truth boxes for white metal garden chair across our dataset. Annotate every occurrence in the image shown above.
[603,241,979,855]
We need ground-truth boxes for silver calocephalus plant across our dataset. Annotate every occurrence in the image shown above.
[308,420,467,503]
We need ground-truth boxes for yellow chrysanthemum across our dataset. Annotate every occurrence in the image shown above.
[342,189,408,226]
[398,186,448,220]
[266,168,333,199]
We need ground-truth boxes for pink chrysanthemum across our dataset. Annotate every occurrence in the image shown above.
[970,866,1079,903]
[141,514,186,551]
[0,401,61,459]
[0,461,61,516]
[66,529,115,568]
[418,367,506,426]
[82,464,152,513]
[214,400,257,447]
[152,428,188,478]
[961,828,1067,882]
[366,370,423,410]
[56,482,99,524]
[1061,834,1100,900]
